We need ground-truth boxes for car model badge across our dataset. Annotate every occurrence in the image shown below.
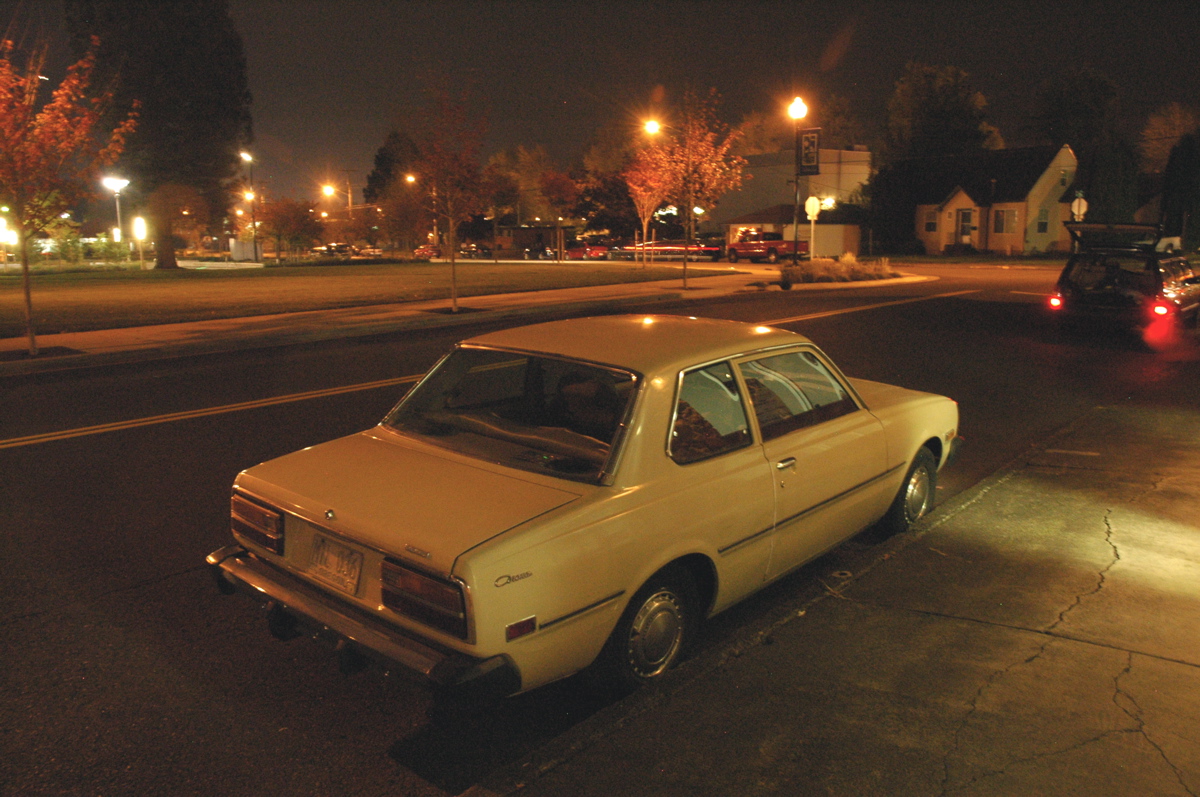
[405,544,431,559]
[325,509,336,520]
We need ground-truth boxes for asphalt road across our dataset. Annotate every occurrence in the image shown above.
[3,263,1196,795]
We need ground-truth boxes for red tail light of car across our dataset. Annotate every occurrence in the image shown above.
[1047,294,1064,310]
[231,494,284,554]
[381,558,468,639]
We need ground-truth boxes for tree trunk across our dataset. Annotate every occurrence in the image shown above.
[19,229,37,356]
[153,213,179,269]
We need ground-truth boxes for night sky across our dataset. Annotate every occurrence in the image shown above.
[8,1,1200,201]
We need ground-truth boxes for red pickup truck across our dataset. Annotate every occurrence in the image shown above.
[726,232,807,263]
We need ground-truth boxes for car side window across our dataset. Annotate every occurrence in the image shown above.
[739,350,858,442]
[669,362,752,464]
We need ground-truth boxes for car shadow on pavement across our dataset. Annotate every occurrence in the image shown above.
[388,675,620,793]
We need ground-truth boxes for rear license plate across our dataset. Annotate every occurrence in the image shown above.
[309,534,363,595]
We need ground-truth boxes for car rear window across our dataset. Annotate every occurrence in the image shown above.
[385,347,637,483]
[1065,254,1159,295]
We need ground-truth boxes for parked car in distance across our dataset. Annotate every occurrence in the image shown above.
[412,244,441,259]
[208,315,961,696]
[727,231,807,264]
[565,240,612,260]
[459,243,492,259]
[1047,223,1200,336]
[312,242,359,257]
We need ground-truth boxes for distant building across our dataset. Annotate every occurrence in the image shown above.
[708,148,871,229]
[722,203,867,258]
[901,145,1078,255]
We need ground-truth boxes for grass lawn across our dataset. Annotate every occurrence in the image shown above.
[0,260,733,337]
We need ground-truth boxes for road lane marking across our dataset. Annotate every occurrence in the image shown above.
[3,289,980,451]
[760,290,980,326]
[1044,449,1102,457]
[0,375,419,450]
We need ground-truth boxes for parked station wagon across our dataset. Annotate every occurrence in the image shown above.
[1048,222,1200,334]
[208,315,960,696]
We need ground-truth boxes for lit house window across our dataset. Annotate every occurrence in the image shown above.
[1037,208,1049,234]
[993,209,1017,234]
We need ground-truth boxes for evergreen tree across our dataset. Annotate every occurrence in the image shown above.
[364,130,420,204]
[65,0,252,269]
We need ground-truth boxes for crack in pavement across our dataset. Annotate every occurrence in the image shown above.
[937,507,1126,794]
[1113,653,1199,797]
[1049,509,1120,631]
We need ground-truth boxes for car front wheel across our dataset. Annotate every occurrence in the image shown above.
[596,565,699,689]
[727,249,739,263]
[880,447,937,537]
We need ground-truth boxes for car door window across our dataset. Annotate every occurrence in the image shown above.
[669,361,752,464]
[739,351,858,441]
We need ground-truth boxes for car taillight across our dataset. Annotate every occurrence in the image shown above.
[1150,300,1173,317]
[1047,294,1064,310]
[381,559,467,639]
[231,494,284,554]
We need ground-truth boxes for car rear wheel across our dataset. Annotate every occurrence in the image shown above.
[766,249,779,264]
[880,447,937,537]
[727,249,739,263]
[596,565,699,689]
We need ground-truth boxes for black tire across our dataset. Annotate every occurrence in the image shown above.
[880,447,937,537]
[766,249,779,264]
[727,249,739,264]
[596,565,699,690]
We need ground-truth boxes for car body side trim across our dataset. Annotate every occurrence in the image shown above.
[775,463,904,529]
[538,590,625,630]
[717,525,774,555]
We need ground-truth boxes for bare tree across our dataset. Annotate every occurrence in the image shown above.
[0,38,136,355]
[415,89,486,312]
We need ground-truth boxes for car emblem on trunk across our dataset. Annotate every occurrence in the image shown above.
[405,544,431,559]
[325,509,336,520]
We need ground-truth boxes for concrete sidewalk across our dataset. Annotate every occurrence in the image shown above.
[470,402,1200,796]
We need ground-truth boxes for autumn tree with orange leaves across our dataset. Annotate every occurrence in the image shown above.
[0,38,136,355]
[623,144,674,267]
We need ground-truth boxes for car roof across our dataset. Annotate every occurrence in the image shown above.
[464,314,810,376]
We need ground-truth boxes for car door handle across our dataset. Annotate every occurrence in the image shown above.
[776,457,796,471]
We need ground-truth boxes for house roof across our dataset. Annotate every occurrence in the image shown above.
[889,145,1071,208]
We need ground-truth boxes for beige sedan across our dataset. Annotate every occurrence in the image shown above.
[208,315,960,695]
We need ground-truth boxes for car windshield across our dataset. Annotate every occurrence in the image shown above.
[385,347,638,483]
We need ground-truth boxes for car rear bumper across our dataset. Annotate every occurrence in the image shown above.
[206,544,521,697]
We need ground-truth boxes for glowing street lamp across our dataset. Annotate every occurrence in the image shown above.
[788,97,808,265]
[133,216,147,269]
[102,176,129,260]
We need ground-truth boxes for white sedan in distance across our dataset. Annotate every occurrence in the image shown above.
[208,315,961,696]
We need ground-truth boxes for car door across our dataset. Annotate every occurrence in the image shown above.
[736,348,889,579]
[667,360,776,608]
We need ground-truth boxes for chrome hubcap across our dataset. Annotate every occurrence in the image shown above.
[626,590,684,678]
[904,466,931,523]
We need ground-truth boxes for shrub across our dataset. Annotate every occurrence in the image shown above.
[779,254,899,287]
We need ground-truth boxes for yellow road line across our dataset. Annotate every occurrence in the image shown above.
[760,290,980,326]
[2,289,980,451]
[0,375,419,450]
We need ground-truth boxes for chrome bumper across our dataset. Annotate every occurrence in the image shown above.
[206,544,520,696]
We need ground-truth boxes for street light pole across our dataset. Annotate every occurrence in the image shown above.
[102,176,129,261]
[240,152,259,261]
[788,97,808,266]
